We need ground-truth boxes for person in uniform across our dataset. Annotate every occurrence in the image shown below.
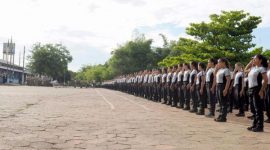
[139,71,144,97]
[233,63,245,117]
[171,65,179,107]
[143,70,149,99]
[196,62,206,115]
[228,66,235,113]
[177,64,184,108]
[265,59,270,123]
[213,58,231,122]
[147,70,154,100]
[245,54,268,132]
[161,68,168,104]
[166,67,173,105]
[157,69,162,102]
[206,58,217,117]
[155,69,162,102]
[189,61,198,113]
[182,63,191,110]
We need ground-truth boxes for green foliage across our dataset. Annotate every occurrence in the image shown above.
[160,10,262,67]
[108,35,156,74]
[76,10,266,83]
[75,64,114,84]
[27,43,73,81]
[187,10,261,52]
[262,49,270,58]
[76,34,174,83]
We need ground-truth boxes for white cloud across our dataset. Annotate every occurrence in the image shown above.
[0,0,269,71]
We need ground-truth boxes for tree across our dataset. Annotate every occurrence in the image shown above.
[108,34,157,75]
[186,10,262,63]
[27,43,73,81]
[159,10,262,67]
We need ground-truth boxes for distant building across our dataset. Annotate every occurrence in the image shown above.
[0,59,27,84]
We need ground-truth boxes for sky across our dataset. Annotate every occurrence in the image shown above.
[0,0,269,71]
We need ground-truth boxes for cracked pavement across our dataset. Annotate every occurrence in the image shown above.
[0,86,270,150]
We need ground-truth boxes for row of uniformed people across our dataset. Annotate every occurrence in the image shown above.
[102,54,270,132]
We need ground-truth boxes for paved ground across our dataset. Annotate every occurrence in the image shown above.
[0,86,270,150]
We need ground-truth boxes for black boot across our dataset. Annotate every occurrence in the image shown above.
[235,112,245,117]
[183,106,190,110]
[252,127,264,132]
[196,109,205,115]
[189,109,197,113]
[247,125,255,131]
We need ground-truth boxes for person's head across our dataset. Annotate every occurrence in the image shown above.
[198,62,206,71]
[208,58,217,68]
[190,61,197,70]
[268,59,270,68]
[163,67,167,73]
[169,66,173,72]
[174,65,178,72]
[178,64,183,71]
[167,67,172,72]
[235,62,243,71]
[252,54,268,68]
[217,58,229,68]
[183,63,190,70]
[157,69,162,74]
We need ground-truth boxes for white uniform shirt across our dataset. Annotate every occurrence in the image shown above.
[267,69,270,85]
[166,72,172,83]
[162,73,167,83]
[216,68,230,84]
[189,69,198,83]
[206,68,215,83]
[172,72,178,83]
[148,74,153,83]
[248,66,267,88]
[233,71,244,87]
[143,74,148,83]
[196,71,205,85]
[183,70,191,82]
[177,71,183,82]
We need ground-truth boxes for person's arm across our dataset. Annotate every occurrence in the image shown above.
[191,76,195,91]
[260,72,268,99]
[244,60,253,73]
[229,74,234,92]
[223,73,231,96]
[240,74,245,97]
[187,73,191,89]
[200,74,206,95]
[211,69,217,94]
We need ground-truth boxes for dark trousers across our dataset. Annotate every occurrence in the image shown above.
[228,88,234,112]
[178,83,184,107]
[197,85,206,113]
[265,85,270,119]
[143,84,148,98]
[243,87,249,111]
[172,84,178,106]
[206,83,215,114]
[183,82,190,108]
[216,84,228,119]
[162,84,167,103]
[190,85,198,111]
[157,85,161,102]
[167,83,172,104]
[148,84,153,100]
[248,86,264,128]
[234,85,244,114]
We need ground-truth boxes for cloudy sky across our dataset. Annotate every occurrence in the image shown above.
[0,0,269,71]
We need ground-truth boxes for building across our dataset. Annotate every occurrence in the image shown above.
[0,59,27,84]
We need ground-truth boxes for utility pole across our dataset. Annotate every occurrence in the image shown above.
[22,46,25,84]
[19,51,21,66]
